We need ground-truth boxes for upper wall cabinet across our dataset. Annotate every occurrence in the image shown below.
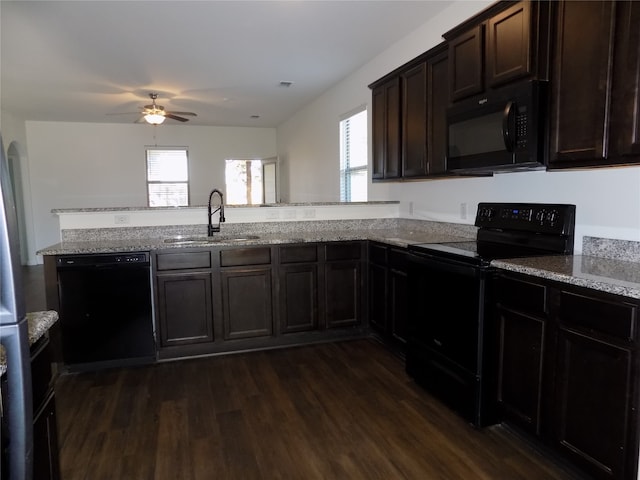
[444,1,549,102]
[369,43,448,181]
[371,77,401,180]
[548,0,640,169]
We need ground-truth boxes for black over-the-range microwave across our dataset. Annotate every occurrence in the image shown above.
[446,80,548,174]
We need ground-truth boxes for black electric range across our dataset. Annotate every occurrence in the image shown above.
[405,203,576,427]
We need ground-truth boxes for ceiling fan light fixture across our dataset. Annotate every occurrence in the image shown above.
[144,112,166,125]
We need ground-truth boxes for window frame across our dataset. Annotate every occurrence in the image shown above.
[339,106,368,202]
[145,146,190,207]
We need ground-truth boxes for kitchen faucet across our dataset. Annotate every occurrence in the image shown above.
[207,188,225,236]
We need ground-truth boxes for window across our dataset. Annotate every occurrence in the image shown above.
[225,159,264,205]
[146,148,189,207]
[340,108,368,202]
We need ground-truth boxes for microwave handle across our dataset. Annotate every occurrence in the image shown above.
[502,101,516,152]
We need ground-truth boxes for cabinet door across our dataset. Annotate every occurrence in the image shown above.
[449,24,484,101]
[389,265,408,344]
[549,0,616,167]
[427,46,449,175]
[368,262,387,334]
[156,272,214,347]
[496,307,545,436]
[401,61,428,177]
[486,1,532,87]
[221,267,273,340]
[371,79,401,179]
[33,394,61,480]
[554,328,635,480]
[325,261,361,328]
[610,0,640,160]
[279,264,318,334]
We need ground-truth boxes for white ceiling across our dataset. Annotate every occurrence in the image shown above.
[1,0,449,128]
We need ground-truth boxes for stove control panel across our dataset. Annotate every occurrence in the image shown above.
[475,203,576,235]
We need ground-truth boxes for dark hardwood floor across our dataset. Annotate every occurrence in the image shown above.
[54,340,582,480]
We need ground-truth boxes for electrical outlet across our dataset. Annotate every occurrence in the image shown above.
[114,214,130,225]
[409,202,414,215]
[266,210,280,220]
[283,210,297,219]
[460,202,467,220]
[303,209,316,219]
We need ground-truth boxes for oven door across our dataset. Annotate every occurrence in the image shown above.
[405,251,494,426]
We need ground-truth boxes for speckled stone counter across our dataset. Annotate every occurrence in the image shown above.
[492,255,640,300]
[37,218,478,256]
[0,310,59,376]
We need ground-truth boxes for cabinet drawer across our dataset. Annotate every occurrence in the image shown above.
[369,243,387,265]
[495,275,547,316]
[280,244,317,264]
[326,242,362,261]
[156,251,211,270]
[221,247,271,267]
[559,290,637,342]
[31,337,54,414]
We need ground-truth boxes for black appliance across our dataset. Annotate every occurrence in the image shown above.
[405,202,576,427]
[56,252,155,371]
[446,80,548,174]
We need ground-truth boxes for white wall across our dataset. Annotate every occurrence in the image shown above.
[276,0,640,251]
[25,121,276,257]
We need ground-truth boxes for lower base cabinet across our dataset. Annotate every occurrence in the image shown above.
[368,242,409,350]
[494,272,640,480]
[33,393,61,480]
[153,242,366,359]
[221,267,274,340]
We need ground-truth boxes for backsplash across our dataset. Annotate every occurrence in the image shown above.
[61,218,478,242]
[583,236,640,263]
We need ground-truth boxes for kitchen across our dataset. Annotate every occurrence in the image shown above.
[1,0,640,479]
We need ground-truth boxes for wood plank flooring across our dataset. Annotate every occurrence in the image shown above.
[54,340,583,480]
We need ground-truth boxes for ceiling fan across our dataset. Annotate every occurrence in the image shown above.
[109,93,197,124]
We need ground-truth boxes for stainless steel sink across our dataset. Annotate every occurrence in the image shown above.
[163,235,260,245]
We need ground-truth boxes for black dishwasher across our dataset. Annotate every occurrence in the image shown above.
[56,252,155,370]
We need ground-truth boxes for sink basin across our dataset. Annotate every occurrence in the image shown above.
[163,235,260,245]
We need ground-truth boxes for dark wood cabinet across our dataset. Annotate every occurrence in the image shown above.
[154,250,214,350]
[493,272,640,480]
[494,275,548,436]
[371,78,401,179]
[220,247,274,340]
[29,336,61,480]
[156,272,214,347]
[278,244,319,334]
[549,0,640,169]
[370,43,449,181]
[448,24,484,101]
[401,61,428,177]
[324,242,364,329]
[553,289,639,480]
[33,393,61,480]
[548,0,615,167]
[367,242,409,350]
[445,1,540,102]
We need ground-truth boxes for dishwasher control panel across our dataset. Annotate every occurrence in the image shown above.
[56,252,150,267]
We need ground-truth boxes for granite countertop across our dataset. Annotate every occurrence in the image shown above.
[0,310,59,376]
[37,228,475,256]
[492,255,640,300]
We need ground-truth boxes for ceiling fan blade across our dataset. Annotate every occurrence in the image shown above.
[167,111,197,116]
[165,113,189,122]
[106,112,140,116]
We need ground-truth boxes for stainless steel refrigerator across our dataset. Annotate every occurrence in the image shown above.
[0,132,33,480]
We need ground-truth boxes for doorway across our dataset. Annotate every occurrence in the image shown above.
[7,142,29,265]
